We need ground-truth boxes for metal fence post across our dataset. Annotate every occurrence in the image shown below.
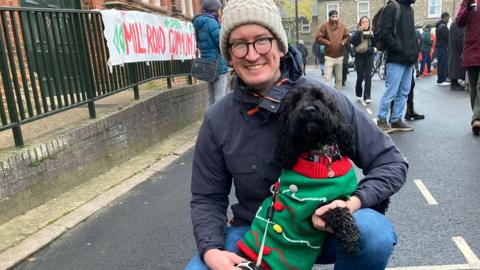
[0,13,24,146]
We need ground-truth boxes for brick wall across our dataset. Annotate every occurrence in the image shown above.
[0,82,208,224]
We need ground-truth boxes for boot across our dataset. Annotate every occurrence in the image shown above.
[405,102,425,120]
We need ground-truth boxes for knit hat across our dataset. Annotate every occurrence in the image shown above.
[220,0,289,61]
[201,0,222,12]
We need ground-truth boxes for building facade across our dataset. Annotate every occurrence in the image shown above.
[1,0,206,20]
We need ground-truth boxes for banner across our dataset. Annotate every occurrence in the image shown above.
[100,10,196,67]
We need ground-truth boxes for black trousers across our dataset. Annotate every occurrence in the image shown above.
[466,67,480,122]
[355,54,374,100]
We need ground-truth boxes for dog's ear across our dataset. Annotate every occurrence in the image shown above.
[336,122,356,158]
[276,90,300,169]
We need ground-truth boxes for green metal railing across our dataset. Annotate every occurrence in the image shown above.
[0,7,193,147]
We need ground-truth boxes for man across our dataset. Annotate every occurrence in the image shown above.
[448,20,465,91]
[185,0,407,269]
[296,39,308,75]
[316,10,349,89]
[376,0,418,133]
[435,12,450,86]
[420,25,433,77]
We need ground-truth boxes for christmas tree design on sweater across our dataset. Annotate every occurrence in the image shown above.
[237,155,357,270]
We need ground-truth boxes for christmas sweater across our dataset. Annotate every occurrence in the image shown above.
[237,156,357,270]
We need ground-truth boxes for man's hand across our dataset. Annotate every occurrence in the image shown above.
[311,197,361,232]
[204,249,246,270]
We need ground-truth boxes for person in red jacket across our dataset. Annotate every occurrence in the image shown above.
[456,0,480,134]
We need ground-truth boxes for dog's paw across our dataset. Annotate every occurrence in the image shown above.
[320,207,360,253]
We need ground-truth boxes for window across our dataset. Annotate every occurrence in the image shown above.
[154,0,161,6]
[180,0,194,16]
[357,1,369,22]
[181,0,186,15]
[326,3,339,20]
[428,0,442,17]
[301,24,311,33]
[188,0,194,17]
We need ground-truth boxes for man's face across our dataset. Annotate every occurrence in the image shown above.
[443,15,450,23]
[228,24,285,93]
[329,14,339,24]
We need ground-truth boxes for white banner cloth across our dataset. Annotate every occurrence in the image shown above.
[100,10,196,67]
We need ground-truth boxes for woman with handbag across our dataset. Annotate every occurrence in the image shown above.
[351,16,375,104]
[192,0,228,107]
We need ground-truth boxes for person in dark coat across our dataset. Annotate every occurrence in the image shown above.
[420,25,433,76]
[341,38,354,86]
[448,20,465,90]
[312,40,321,67]
[351,16,374,103]
[296,39,308,75]
[186,0,407,269]
[192,0,228,107]
[456,0,480,134]
[435,12,450,85]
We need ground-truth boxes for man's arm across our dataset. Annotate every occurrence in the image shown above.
[380,4,401,53]
[191,117,232,260]
[316,24,331,46]
[323,82,408,207]
[341,25,349,45]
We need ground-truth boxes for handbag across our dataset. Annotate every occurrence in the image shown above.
[191,22,220,82]
[355,38,369,54]
[191,56,219,81]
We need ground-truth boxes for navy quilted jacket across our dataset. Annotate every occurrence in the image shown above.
[192,13,228,74]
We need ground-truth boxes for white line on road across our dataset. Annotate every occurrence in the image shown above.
[453,236,480,267]
[384,237,480,270]
[366,108,373,115]
[413,179,438,205]
[386,263,479,270]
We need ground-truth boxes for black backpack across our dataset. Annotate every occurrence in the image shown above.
[372,0,401,51]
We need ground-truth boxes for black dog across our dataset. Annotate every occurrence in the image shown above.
[276,85,360,254]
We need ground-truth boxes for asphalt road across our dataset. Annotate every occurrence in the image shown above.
[14,66,480,270]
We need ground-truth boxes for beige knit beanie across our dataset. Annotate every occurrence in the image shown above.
[220,0,289,61]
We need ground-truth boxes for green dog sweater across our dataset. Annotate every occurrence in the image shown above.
[237,155,358,270]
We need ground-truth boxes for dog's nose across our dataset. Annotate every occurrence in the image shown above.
[304,106,316,113]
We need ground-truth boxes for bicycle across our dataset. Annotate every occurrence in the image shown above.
[371,51,386,80]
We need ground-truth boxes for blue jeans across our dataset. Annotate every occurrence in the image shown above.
[378,63,413,123]
[184,208,397,270]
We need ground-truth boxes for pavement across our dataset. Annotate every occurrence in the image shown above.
[0,78,201,270]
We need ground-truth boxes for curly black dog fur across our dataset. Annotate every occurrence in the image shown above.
[276,85,360,253]
[276,85,355,169]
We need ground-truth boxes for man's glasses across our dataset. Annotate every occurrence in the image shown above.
[228,37,275,58]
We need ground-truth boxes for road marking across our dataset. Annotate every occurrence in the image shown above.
[386,264,479,269]
[453,236,480,267]
[413,179,438,205]
[384,237,480,270]
[366,108,373,115]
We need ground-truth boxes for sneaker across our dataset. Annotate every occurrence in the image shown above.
[391,120,414,131]
[365,99,372,104]
[356,96,363,102]
[377,119,394,134]
[437,81,451,86]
